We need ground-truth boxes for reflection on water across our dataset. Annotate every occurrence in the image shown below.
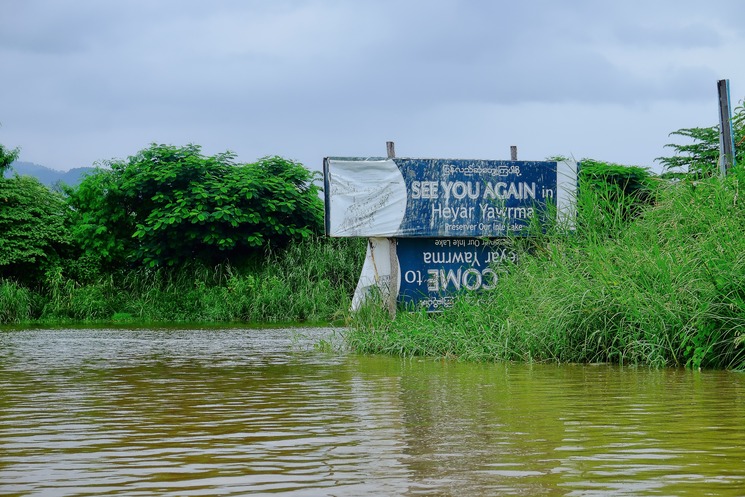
[1,328,745,496]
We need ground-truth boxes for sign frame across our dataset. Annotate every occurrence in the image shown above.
[324,157,578,238]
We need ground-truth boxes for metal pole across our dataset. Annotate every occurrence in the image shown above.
[510,146,517,161]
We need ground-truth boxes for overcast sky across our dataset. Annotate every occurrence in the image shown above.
[1,0,743,174]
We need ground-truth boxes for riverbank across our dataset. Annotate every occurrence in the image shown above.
[0,237,365,326]
[4,169,745,370]
[347,171,745,370]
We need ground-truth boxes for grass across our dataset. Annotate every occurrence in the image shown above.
[0,236,366,326]
[346,169,745,370]
[0,279,36,324]
[6,162,745,370]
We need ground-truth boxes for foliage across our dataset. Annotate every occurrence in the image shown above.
[657,100,745,177]
[1,236,366,325]
[0,174,71,284]
[65,161,133,268]
[348,169,745,370]
[0,143,19,174]
[577,159,656,238]
[579,160,655,205]
[66,144,324,267]
[0,279,37,324]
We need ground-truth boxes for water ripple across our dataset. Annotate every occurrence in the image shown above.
[2,329,745,496]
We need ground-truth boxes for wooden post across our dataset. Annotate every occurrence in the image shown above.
[718,79,736,176]
[386,141,398,319]
[510,145,517,161]
[386,141,396,160]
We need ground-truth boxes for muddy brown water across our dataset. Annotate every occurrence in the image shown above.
[1,328,744,496]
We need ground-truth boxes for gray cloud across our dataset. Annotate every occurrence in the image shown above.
[1,0,743,172]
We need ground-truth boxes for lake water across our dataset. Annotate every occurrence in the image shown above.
[1,328,745,496]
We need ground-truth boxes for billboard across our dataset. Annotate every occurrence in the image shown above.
[397,238,518,311]
[350,237,518,312]
[324,158,577,238]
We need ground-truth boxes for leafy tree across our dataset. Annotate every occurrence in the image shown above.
[657,100,745,177]
[0,142,19,174]
[66,143,324,267]
[0,172,70,284]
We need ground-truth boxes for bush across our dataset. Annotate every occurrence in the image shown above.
[0,174,71,285]
[576,159,657,239]
[66,144,324,268]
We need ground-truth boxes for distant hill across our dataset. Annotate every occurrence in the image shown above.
[3,161,95,187]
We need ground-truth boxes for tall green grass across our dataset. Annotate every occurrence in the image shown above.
[0,279,37,324]
[0,236,366,326]
[347,169,745,370]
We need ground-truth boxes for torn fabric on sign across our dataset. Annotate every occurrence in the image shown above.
[325,159,407,237]
[351,237,400,311]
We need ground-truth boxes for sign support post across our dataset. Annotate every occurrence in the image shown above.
[718,79,736,176]
[386,141,398,319]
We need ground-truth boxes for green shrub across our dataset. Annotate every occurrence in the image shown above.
[65,144,324,268]
[0,174,71,285]
[576,159,657,239]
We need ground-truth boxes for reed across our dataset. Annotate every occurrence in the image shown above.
[0,279,37,324]
[348,171,745,370]
[1,236,365,326]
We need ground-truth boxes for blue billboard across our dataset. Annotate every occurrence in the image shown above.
[324,158,577,238]
[396,238,519,311]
